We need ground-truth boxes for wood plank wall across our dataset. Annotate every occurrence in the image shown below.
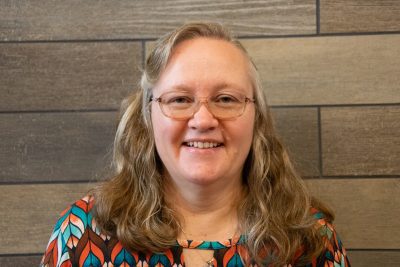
[1,1,399,266]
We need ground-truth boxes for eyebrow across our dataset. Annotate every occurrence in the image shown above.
[167,82,246,93]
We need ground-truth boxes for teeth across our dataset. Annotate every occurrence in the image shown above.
[187,141,220,148]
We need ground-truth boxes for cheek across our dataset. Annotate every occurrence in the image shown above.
[234,114,255,159]
[151,110,185,155]
[151,110,169,157]
[238,111,255,144]
[151,111,163,145]
[224,121,254,163]
[237,127,254,152]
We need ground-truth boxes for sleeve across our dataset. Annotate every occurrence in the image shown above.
[40,206,73,267]
[312,212,351,267]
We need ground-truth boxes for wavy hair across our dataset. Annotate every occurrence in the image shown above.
[92,22,334,266]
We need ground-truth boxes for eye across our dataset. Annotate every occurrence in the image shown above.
[215,94,240,103]
[171,96,191,103]
[164,95,194,105]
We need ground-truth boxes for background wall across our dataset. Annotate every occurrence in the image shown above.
[1,1,399,266]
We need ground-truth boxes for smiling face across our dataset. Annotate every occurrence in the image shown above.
[151,37,255,188]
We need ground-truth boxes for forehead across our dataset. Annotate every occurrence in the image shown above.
[154,37,253,95]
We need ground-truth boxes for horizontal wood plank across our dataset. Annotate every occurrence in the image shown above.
[0,183,90,254]
[307,178,400,249]
[321,106,400,176]
[320,0,400,33]
[271,108,319,177]
[0,0,315,41]
[347,250,400,267]
[0,112,117,182]
[0,42,141,111]
[0,255,42,267]
[242,34,400,106]
[1,179,399,254]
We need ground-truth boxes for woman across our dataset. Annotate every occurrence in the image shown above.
[41,22,350,267]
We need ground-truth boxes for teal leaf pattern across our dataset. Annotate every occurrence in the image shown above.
[40,196,351,267]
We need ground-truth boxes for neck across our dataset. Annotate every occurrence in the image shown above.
[164,174,244,241]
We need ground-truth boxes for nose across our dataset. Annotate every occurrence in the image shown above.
[187,101,219,131]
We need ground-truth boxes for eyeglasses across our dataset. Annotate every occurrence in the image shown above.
[151,91,255,120]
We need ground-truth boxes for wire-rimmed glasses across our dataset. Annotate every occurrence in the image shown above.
[151,91,255,120]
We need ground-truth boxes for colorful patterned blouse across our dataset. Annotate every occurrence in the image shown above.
[40,196,350,267]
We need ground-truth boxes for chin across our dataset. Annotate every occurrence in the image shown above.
[183,172,222,185]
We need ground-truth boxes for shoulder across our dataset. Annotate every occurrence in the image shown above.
[308,208,351,267]
[311,208,339,244]
[58,195,95,222]
[53,195,107,245]
[40,195,110,266]
[59,195,95,225]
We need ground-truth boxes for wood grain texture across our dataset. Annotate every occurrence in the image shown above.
[347,250,400,267]
[0,112,117,182]
[320,0,400,33]
[242,34,400,106]
[0,42,141,111]
[0,0,315,41]
[0,183,90,254]
[1,179,399,254]
[307,178,400,249]
[271,108,319,177]
[0,255,42,267]
[321,106,400,176]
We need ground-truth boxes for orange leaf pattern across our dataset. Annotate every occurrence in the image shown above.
[40,196,350,266]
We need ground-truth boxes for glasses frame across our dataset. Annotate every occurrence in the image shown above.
[150,92,255,120]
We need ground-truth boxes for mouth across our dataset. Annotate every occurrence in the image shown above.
[183,141,223,149]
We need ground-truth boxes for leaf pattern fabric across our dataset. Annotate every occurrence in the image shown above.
[40,196,351,267]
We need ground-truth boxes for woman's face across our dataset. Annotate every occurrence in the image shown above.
[151,38,255,188]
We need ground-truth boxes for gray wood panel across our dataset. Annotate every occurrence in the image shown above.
[242,34,400,106]
[320,0,400,33]
[0,42,141,111]
[272,108,319,177]
[0,183,90,254]
[347,250,400,267]
[307,178,400,249]
[0,112,117,182]
[0,255,42,267]
[1,179,399,254]
[321,106,400,176]
[0,0,315,41]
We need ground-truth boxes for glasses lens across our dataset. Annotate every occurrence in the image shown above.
[209,93,246,119]
[159,92,194,119]
[158,92,249,120]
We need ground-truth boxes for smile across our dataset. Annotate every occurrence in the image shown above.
[185,141,222,149]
